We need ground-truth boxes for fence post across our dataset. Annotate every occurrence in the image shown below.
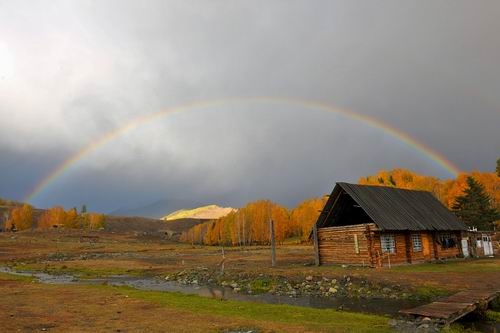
[269,219,276,267]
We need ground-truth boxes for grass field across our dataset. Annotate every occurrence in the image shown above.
[0,230,498,332]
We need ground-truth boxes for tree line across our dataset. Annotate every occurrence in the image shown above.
[181,166,500,246]
[180,198,327,246]
[3,205,104,232]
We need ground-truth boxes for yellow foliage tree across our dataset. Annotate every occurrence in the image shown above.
[5,204,33,231]
[64,207,79,228]
[37,206,67,229]
[88,213,105,230]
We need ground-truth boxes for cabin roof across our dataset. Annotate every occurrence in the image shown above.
[316,183,468,231]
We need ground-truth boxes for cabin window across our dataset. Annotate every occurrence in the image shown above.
[439,233,457,249]
[411,234,422,252]
[380,234,396,254]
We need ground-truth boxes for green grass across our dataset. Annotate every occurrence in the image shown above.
[0,271,35,282]
[485,310,500,322]
[389,259,500,273]
[100,285,390,333]
[11,263,146,279]
[248,277,276,293]
[414,286,451,301]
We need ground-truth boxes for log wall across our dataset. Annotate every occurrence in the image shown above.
[371,231,438,266]
[317,223,376,266]
[318,225,463,267]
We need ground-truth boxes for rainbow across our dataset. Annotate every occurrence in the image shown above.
[25,97,461,202]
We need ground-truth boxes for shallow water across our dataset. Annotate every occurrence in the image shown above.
[1,267,497,331]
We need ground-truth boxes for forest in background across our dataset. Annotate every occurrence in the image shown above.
[1,204,104,232]
[180,168,500,246]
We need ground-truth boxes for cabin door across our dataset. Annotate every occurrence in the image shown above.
[422,233,431,259]
[483,235,493,256]
[461,239,469,258]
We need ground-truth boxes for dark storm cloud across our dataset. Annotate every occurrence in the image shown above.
[0,1,498,211]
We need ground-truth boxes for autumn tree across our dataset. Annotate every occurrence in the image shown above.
[452,177,500,230]
[37,206,67,229]
[5,204,33,231]
[359,168,499,211]
[88,213,105,230]
[290,197,327,241]
[64,207,79,228]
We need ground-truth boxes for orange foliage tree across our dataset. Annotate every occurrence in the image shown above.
[37,207,106,230]
[5,204,33,231]
[38,206,67,229]
[290,197,328,241]
[181,199,324,246]
[359,168,499,211]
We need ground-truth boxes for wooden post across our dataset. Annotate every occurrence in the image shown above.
[365,224,374,267]
[313,224,320,266]
[405,233,412,264]
[269,219,276,267]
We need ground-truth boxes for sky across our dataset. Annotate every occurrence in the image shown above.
[0,1,499,212]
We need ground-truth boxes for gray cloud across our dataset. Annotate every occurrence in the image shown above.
[0,1,499,211]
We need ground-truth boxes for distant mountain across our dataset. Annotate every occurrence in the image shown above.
[110,199,204,219]
[163,204,236,221]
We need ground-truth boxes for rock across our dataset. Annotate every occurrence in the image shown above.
[418,323,429,329]
[230,283,238,289]
[233,287,241,293]
[192,280,198,285]
[305,275,313,281]
[422,317,431,322]
[388,319,398,327]
[382,287,391,293]
[164,275,170,281]
[328,287,337,294]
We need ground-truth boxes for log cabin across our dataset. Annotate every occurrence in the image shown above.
[311,183,470,267]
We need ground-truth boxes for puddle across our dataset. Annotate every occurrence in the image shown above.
[1,266,497,331]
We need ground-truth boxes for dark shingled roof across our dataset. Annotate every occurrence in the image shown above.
[316,183,467,231]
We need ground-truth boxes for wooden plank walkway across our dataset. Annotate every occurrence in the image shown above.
[400,290,499,323]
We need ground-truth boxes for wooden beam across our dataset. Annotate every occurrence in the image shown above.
[319,189,343,228]
[313,224,320,266]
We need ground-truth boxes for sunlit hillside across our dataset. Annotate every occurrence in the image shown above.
[163,205,236,221]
